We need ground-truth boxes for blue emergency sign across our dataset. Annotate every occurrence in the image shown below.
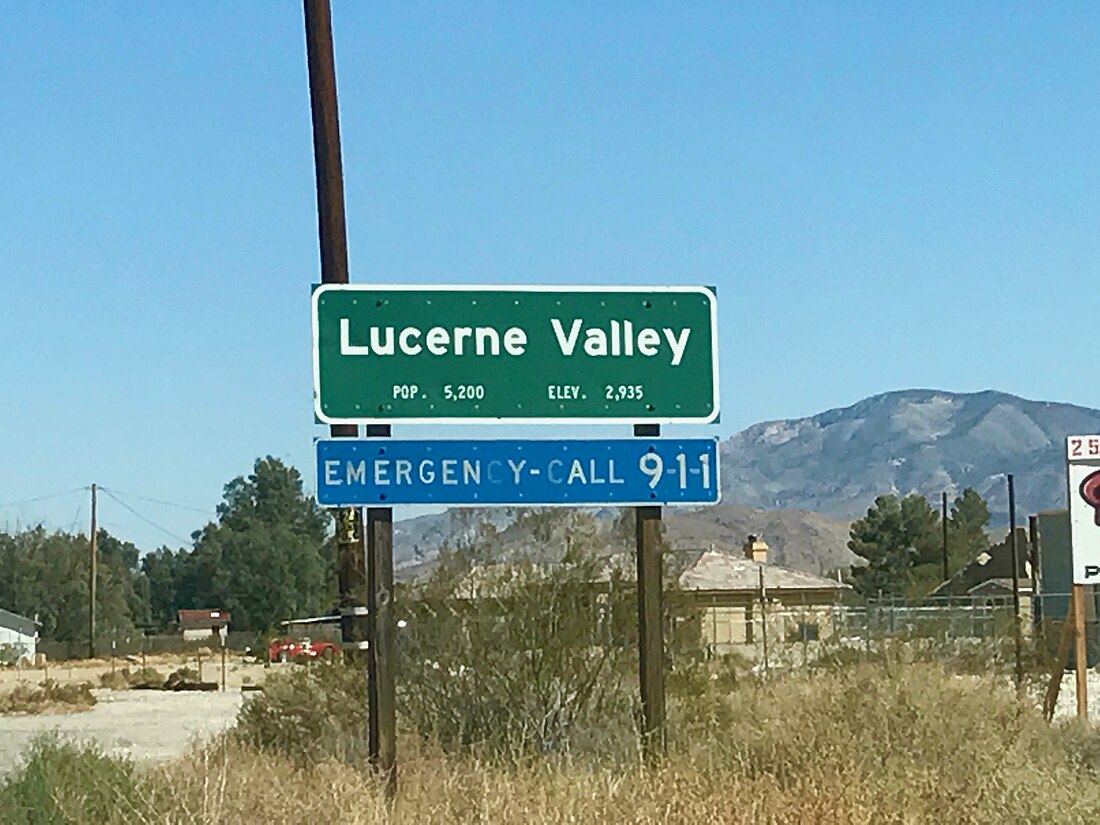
[315,438,720,507]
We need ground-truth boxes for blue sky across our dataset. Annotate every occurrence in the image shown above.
[2,3,1099,550]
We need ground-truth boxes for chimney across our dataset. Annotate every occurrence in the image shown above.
[743,534,768,564]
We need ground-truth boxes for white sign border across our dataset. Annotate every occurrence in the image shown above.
[1067,435,1100,585]
[312,435,723,508]
[310,284,721,426]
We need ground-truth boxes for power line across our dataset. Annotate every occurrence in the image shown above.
[98,486,215,516]
[0,487,88,510]
[100,488,194,546]
[66,500,85,534]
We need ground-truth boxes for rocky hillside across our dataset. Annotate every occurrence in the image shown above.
[721,389,1100,522]
[662,503,853,574]
[394,503,854,580]
[391,389,1099,578]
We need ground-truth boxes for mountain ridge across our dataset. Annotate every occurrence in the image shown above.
[390,389,1100,577]
[722,388,1100,521]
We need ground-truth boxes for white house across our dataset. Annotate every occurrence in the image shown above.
[0,608,39,665]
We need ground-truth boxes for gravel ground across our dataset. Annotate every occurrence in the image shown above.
[0,688,245,777]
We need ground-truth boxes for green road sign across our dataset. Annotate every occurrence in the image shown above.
[312,285,718,424]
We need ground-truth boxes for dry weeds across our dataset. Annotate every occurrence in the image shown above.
[0,680,96,716]
[5,662,1100,823]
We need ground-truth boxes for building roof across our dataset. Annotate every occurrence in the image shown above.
[929,528,1031,598]
[177,609,231,628]
[966,578,1033,597]
[0,608,39,638]
[678,550,849,593]
[408,547,849,599]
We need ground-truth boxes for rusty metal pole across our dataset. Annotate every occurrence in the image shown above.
[634,423,665,763]
[303,0,372,756]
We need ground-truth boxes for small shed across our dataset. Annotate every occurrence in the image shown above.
[177,609,231,642]
[0,608,39,665]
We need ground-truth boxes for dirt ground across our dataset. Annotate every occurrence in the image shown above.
[0,652,284,776]
[0,689,246,776]
[1048,669,1100,722]
[0,651,270,692]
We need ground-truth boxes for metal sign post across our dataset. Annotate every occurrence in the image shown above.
[634,424,665,762]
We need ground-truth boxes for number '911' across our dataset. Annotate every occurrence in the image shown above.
[638,452,712,490]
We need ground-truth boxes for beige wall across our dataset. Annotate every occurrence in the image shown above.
[691,593,843,656]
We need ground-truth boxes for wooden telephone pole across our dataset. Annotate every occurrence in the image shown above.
[304,0,396,798]
[89,483,97,659]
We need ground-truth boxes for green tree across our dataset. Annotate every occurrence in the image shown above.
[141,546,183,631]
[948,487,991,571]
[848,494,943,598]
[849,495,908,597]
[179,458,335,632]
[0,526,147,642]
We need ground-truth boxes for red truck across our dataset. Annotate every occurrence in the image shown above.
[268,637,341,663]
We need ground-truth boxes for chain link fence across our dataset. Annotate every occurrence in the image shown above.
[676,591,1097,679]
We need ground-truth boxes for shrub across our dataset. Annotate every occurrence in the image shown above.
[0,734,140,824]
[397,555,638,759]
[98,667,166,690]
[0,644,25,667]
[0,681,95,715]
[98,670,129,691]
[233,660,368,764]
[128,667,166,687]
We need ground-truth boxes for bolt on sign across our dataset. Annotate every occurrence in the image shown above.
[311,285,719,424]
[1068,435,1100,584]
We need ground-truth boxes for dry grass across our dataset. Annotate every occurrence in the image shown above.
[0,680,95,715]
[6,662,1100,823]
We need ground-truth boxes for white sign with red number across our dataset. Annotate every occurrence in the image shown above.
[1067,435,1100,584]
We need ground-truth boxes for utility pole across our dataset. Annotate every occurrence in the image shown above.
[1007,474,1023,691]
[89,483,97,659]
[941,491,949,582]
[758,565,770,676]
[303,0,396,798]
[634,423,665,763]
[304,0,366,741]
